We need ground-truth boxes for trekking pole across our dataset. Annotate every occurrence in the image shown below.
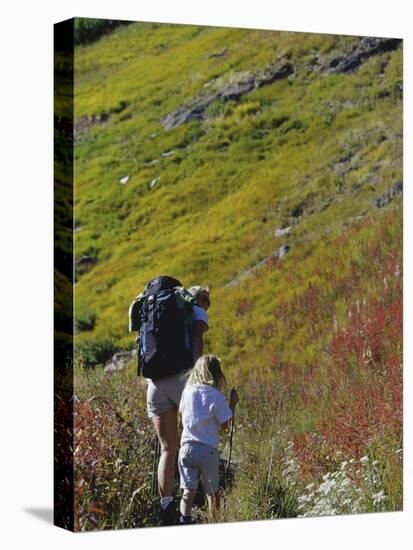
[228,415,235,469]
[225,388,236,485]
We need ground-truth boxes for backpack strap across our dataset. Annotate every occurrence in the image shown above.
[128,292,145,332]
[175,286,195,322]
[144,295,157,363]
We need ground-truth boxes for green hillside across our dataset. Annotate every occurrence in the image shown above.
[67,21,402,529]
[73,23,401,354]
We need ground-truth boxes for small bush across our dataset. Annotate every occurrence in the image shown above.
[207,100,235,119]
[76,339,120,367]
[75,311,96,333]
[234,101,261,118]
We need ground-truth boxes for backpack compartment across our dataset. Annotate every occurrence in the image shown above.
[130,277,195,379]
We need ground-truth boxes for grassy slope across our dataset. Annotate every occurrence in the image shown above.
[70,22,402,529]
[73,22,402,352]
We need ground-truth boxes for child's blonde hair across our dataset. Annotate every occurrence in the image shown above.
[187,285,210,307]
[187,354,226,390]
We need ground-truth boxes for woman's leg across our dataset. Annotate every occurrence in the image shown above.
[152,406,178,497]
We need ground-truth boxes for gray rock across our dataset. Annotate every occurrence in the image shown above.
[203,78,217,89]
[207,48,229,59]
[161,150,175,157]
[333,151,359,177]
[161,61,294,130]
[150,176,160,190]
[225,244,291,287]
[104,350,137,373]
[275,226,292,237]
[374,181,403,208]
[275,244,290,259]
[74,255,98,278]
[325,37,401,75]
[75,255,98,268]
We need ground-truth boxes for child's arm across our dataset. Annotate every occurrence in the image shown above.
[221,389,239,430]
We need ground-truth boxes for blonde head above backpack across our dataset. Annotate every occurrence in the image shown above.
[187,285,210,311]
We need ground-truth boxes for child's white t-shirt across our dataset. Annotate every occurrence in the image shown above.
[179,384,233,449]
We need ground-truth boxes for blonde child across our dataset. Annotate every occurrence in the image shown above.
[177,354,239,524]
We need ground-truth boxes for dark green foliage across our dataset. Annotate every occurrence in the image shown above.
[76,339,120,367]
[75,311,96,333]
[74,18,131,46]
[207,100,236,119]
[259,478,299,519]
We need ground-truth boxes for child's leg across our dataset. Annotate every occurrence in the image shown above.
[206,491,221,523]
[180,489,197,518]
[178,445,198,519]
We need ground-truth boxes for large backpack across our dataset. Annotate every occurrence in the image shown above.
[128,276,195,379]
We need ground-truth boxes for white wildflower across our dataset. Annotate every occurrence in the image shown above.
[372,490,387,505]
[297,452,389,518]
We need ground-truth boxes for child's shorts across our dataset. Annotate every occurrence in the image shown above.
[178,441,220,494]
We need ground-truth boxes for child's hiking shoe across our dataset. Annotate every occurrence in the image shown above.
[160,501,178,526]
[178,515,197,525]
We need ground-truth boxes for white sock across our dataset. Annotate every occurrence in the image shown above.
[160,496,173,510]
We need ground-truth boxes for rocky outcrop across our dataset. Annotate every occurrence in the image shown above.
[104,350,137,373]
[207,48,229,59]
[74,101,129,144]
[325,37,401,75]
[374,181,403,208]
[225,244,291,288]
[161,37,401,132]
[75,255,98,277]
[275,226,292,238]
[149,176,160,190]
[161,61,294,130]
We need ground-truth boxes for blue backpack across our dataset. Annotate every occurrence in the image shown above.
[129,276,195,379]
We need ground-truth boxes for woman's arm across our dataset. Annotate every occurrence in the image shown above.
[191,320,207,364]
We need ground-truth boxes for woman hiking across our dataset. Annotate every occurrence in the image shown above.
[146,285,211,526]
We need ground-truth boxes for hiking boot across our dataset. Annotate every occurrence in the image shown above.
[178,515,197,525]
[160,500,178,526]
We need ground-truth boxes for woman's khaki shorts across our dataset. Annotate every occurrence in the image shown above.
[178,442,220,494]
[146,370,190,417]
